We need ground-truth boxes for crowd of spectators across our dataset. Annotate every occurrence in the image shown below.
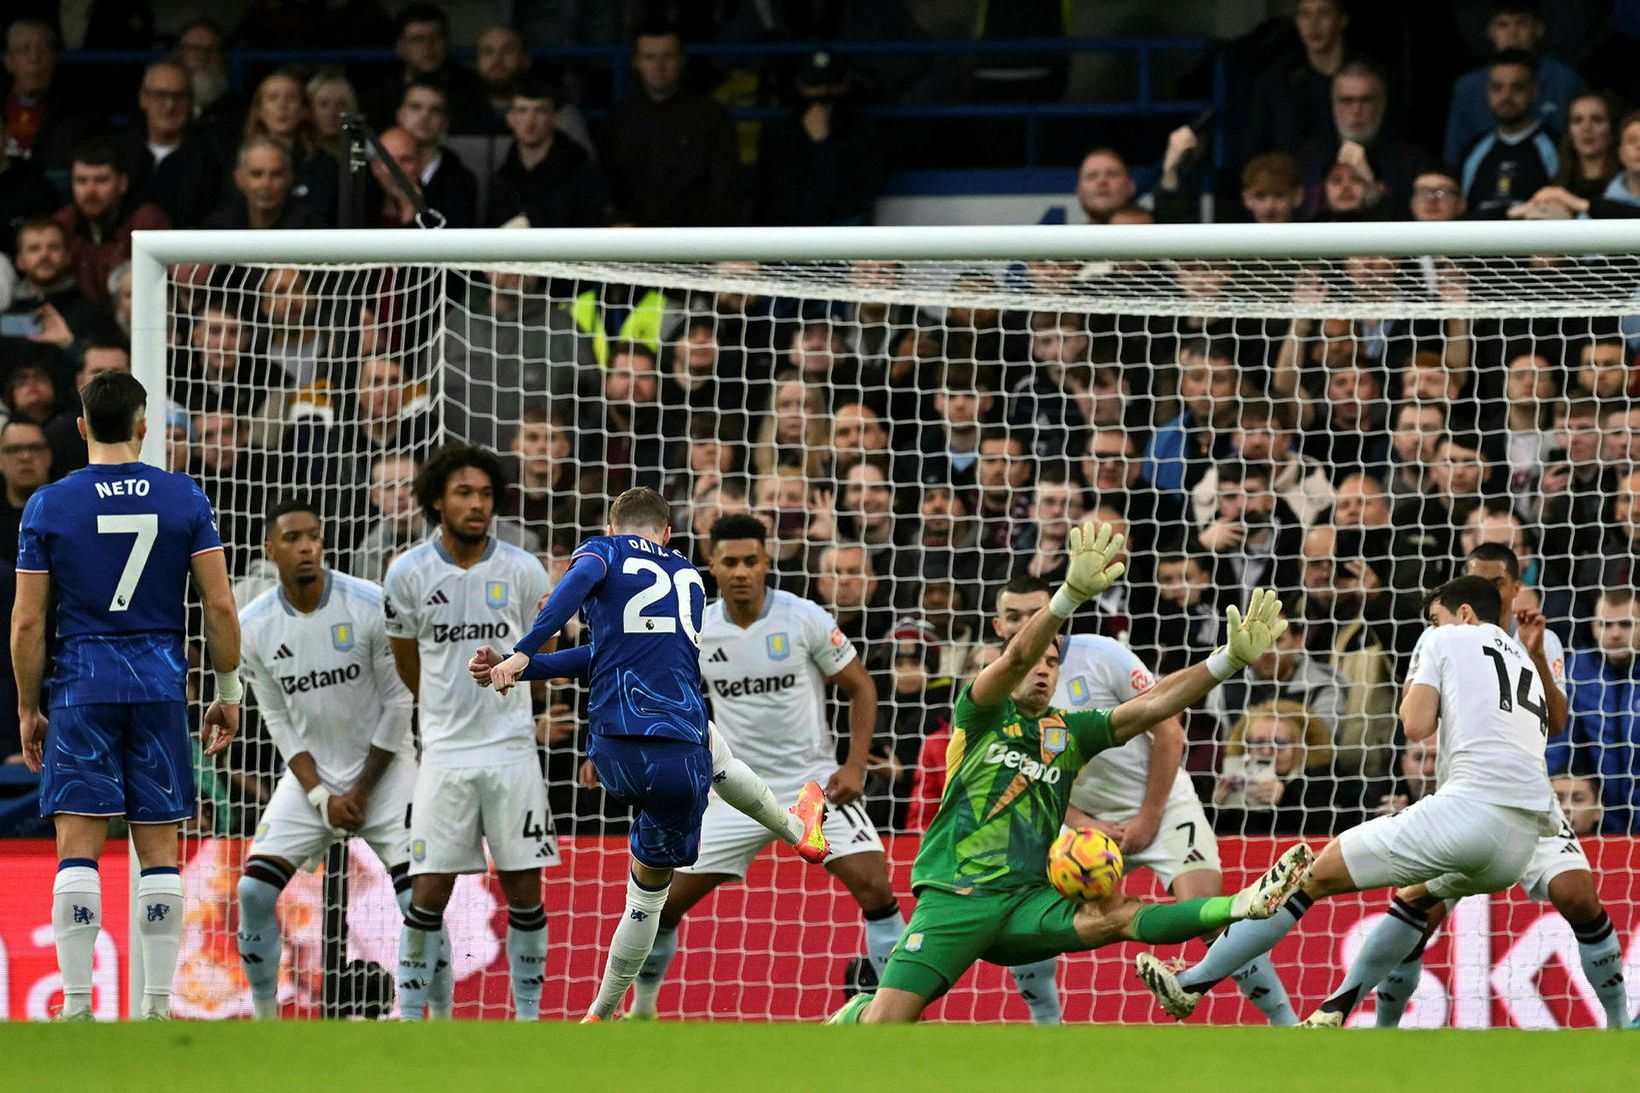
[3,3,1640,844]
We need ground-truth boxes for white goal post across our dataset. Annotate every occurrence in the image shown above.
[122,219,1640,1024]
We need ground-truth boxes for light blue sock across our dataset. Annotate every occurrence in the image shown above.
[1008,959,1063,1025]
[1571,912,1629,1029]
[630,924,679,1017]
[1317,898,1429,1018]
[1229,956,1297,1026]
[1374,951,1422,1027]
[235,874,283,1007]
[395,886,451,1018]
[507,905,548,1021]
[1178,892,1312,993]
[862,903,906,976]
[397,904,443,1021]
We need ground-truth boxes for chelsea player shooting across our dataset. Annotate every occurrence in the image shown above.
[14,373,243,1021]
[483,487,828,1022]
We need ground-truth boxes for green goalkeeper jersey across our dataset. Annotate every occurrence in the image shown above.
[913,682,1117,895]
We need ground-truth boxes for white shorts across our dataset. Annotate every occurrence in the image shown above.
[1338,794,1541,900]
[1517,797,1593,903]
[249,754,417,871]
[407,760,560,876]
[1101,795,1221,892]
[679,775,884,878]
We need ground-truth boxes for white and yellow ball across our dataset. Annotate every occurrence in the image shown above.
[1047,826,1123,903]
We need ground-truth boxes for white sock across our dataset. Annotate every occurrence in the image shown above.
[137,868,185,1019]
[631,924,679,1017]
[1571,911,1629,1029]
[397,903,443,1020]
[51,861,101,1018]
[507,904,548,1021]
[1229,956,1297,1026]
[1008,959,1063,1025]
[588,872,670,1020]
[236,871,285,1017]
[710,728,802,844]
[1316,897,1428,1020]
[862,903,906,976]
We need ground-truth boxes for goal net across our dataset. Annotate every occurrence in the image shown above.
[138,224,1640,1026]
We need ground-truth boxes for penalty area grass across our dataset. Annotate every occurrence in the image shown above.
[2,1021,1631,1092]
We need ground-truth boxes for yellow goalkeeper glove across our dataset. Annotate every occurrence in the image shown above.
[1049,521,1126,618]
[1209,588,1290,678]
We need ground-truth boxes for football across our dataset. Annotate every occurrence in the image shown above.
[1047,826,1124,903]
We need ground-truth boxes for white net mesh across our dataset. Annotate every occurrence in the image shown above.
[158,245,1639,1026]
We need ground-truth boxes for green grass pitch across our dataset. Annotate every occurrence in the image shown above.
[2,1022,1631,1092]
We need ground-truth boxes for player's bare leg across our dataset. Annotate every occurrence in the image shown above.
[237,854,298,1019]
[127,821,184,1020]
[826,850,907,978]
[398,872,457,1020]
[50,814,111,1020]
[628,871,732,1019]
[1172,868,1297,1026]
[1545,871,1630,1029]
[587,858,676,1022]
[497,868,548,1021]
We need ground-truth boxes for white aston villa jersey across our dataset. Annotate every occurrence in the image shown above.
[240,571,414,790]
[1407,622,1554,819]
[1058,633,1195,817]
[698,589,856,783]
[1408,618,1566,691]
[383,536,552,765]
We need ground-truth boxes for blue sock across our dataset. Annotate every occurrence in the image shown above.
[397,904,443,1021]
[1229,955,1297,1026]
[1373,947,1424,1028]
[507,904,548,1021]
[1571,912,1629,1029]
[236,871,285,1006]
[1319,897,1428,1019]
[395,884,451,1018]
[1179,892,1312,993]
[862,900,906,976]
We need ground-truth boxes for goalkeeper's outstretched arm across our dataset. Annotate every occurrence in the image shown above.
[970,522,1124,707]
[1110,588,1289,744]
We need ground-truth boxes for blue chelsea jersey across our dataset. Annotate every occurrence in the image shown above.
[572,534,709,744]
[16,462,223,706]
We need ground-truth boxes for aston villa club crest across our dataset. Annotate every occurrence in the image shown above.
[331,623,355,651]
[1041,723,1068,757]
[1067,676,1090,705]
[767,632,790,660]
[486,581,509,608]
[411,839,427,862]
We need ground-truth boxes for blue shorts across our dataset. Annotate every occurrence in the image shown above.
[40,702,194,823]
[587,735,711,869]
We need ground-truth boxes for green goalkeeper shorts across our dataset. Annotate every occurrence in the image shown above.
[876,885,1082,1001]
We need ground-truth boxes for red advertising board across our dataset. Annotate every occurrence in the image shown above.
[2,836,1636,1024]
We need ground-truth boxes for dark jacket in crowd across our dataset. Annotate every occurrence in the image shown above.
[602,90,740,227]
[486,138,609,228]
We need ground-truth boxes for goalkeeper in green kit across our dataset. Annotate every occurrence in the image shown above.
[830,522,1314,1024]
